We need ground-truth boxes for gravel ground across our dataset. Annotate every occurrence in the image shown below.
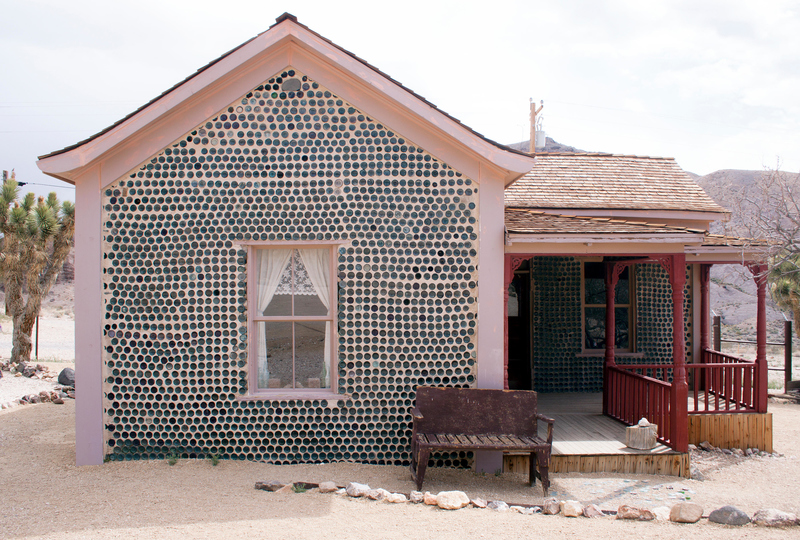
[1,400,798,539]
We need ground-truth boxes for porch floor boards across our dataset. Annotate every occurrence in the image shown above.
[536,392,677,456]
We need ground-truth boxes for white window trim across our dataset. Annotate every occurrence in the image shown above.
[580,262,636,354]
[240,240,347,401]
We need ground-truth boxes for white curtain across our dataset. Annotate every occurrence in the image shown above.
[256,249,292,388]
[299,248,331,387]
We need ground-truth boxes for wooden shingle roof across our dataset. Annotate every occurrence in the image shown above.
[505,153,728,214]
[505,208,706,236]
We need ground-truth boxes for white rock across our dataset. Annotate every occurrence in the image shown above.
[510,505,535,515]
[752,508,799,527]
[436,491,470,510]
[670,502,703,523]
[638,417,651,427]
[366,488,390,500]
[335,488,347,496]
[652,506,671,522]
[345,482,371,497]
[318,481,338,493]
[583,504,604,518]
[542,498,561,515]
[385,493,408,503]
[487,500,509,512]
[560,500,583,517]
[409,491,424,503]
[470,498,488,508]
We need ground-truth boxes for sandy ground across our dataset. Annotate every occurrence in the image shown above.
[0,399,798,539]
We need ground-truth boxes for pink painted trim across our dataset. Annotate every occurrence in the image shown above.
[73,167,104,465]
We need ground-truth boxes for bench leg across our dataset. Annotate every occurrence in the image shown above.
[414,447,431,491]
[535,449,551,497]
[528,451,537,487]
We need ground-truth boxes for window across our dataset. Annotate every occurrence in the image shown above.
[248,245,336,395]
[582,262,634,352]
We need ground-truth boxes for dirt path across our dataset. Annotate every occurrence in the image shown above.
[1,400,798,539]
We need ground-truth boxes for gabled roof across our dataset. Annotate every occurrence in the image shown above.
[37,13,534,186]
[504,153,728,215]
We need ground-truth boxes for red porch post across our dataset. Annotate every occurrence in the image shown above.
[750,264,769,413]
[700,264,711,352]
[603,262,618,415]
[668,254,689,453]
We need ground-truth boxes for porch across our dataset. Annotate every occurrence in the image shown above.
[503,393,690,476]
[503,254,772,456]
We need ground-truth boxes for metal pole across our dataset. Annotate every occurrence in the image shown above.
[35,315,39,360]
[713,315,721,351]
[786,319,793,392]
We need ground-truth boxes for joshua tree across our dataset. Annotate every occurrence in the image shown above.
[0,172,75,365]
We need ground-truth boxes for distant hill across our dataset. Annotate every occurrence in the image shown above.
[507,137,584,153]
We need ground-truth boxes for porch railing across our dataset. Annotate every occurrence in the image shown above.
[688,349,757,413]
[606,365,672,448]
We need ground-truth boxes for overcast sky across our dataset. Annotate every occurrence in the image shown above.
[2,0,799,202]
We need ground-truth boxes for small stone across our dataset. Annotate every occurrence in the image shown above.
[52,398,64,405]
[255,480,286,491]
[366,488,390,501]
[511,506,535,515]
[345,482,371,498]
[470,498,487,508]
[617,505,643,520]
[759,451,769,457]
[670,502,704,523]
[275,484,294,494]
[583,504,604,518]
[385,493,407,503]
[318,481,338,493]
[542,498,561,515]
[732,448,744,457]
[436,491,470,510]
[721,448,733,455]
[744,448,753,456]
[688,444,698,451]
[487,500,509,512]
[652,506,671,522]
[423,491,437,505]
[335,488,347,496]
[690,467,705,481]
[561,500,582,517]
[409,491,424,503]
[752,508,798,527]
[699,441,714,451]
[58,367,75,386]
[708,505,750,526]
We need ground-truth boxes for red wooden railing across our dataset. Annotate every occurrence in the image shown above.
[606,365,672,448]
[687,349,758,413]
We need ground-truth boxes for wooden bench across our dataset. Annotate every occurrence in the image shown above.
[409,386,555,495]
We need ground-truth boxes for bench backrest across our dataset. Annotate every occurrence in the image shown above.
[414,386,539,437]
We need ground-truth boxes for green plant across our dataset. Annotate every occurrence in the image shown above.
[292,483,307,493]
[167,449,179,466]
[0,172,75,364]
[494,469,502,477]
[209,452,220,466]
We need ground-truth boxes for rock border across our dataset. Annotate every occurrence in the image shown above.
[253,480,799,528]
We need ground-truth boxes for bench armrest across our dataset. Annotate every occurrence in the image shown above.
[536,413,555,446]
[411,407,424,420]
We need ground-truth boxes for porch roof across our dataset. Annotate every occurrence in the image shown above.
[505,208,706,236]
[505,153,729,215]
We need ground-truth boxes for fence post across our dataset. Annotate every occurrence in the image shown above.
[713,316,721,351]
[786,320,793,392]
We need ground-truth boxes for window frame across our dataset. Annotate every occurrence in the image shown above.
[580,261,636,354]
[242,241,343,401]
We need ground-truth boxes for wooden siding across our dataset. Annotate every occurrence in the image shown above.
[688,413,773,452]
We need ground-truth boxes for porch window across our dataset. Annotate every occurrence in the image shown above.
[582,262,634,352]
[248,246,335,394]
